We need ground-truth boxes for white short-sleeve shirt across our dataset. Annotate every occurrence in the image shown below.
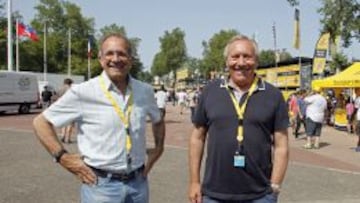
[43,71,161,171]
[305,93,327,123]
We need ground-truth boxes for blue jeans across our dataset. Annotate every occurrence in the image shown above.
[81,173,148,203]
[202,193,278,203]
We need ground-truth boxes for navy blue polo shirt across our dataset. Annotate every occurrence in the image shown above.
[193,78,289,201]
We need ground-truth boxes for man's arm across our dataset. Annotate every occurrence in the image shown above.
[188,125,207,203]
[33,114,96,184]
[270,129,289,193]
[144,119,165,176]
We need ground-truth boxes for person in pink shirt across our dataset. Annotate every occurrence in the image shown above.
[345,98,355,134]
[288,93,299,136]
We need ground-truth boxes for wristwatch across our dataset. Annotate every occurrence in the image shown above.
[271,183,281,193]
[52,149,68,163]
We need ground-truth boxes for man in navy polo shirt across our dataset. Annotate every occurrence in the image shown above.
[188,35,289,203]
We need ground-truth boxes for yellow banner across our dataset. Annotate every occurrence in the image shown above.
[293,8,300,49]
[312,33,330,74]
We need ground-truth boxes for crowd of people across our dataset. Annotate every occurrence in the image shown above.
[154,86,202,121]
[288,87,360,152]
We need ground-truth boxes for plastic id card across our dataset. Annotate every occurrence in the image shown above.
[234,155,245,167]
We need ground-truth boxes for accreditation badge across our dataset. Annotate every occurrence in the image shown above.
[234,154,245,168]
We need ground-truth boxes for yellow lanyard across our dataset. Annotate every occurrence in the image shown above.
[226,77,258,143]
[99,76,133,154]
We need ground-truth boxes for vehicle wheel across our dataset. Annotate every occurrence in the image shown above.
[19,104,30,114]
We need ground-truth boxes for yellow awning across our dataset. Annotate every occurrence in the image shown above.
[312,62,360,88]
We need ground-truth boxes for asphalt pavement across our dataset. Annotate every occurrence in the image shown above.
[0,105,360,203]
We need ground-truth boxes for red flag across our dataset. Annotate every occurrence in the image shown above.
[17,22,39,41]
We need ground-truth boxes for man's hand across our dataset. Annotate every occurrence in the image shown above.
[188,182,202,203]
[59,153,97,185]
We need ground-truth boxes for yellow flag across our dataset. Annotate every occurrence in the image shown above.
[312,33,330,74]
[293,8,300,49]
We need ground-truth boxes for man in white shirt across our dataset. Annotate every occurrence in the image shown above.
[177,89,188,114]
[155,85,168,119]
[303,87,327,149]
[33,33,165,202]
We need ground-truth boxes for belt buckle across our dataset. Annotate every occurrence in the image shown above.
[112,171,133,181]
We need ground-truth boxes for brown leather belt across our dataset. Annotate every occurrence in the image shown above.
[90,165,145,182]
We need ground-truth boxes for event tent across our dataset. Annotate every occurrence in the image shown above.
[312,62,360,88]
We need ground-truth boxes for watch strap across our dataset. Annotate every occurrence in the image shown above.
[53,149,68,163]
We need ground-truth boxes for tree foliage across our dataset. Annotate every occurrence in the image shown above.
[0,0,146,80]
[330,52,349,72]
[287,0,360,47]
[19,0,96,77]
[318,0,360,48]
[151,27,187,79]
[201,29,238,77]
[258,49,292,66]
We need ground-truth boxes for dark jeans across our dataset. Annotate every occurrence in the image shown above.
[294,115,306,136]
[202,193,278,203]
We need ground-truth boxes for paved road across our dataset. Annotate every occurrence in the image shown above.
[0,106,360,203]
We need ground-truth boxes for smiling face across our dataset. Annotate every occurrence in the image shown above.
[225,38,258,89]
[99,36,132,84]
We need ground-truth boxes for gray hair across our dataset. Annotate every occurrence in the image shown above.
[223,35,259,59]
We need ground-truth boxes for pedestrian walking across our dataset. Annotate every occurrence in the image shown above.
[188,35,289,203]
[294,89,307,138]
[33,33,165,203]
[188,87,199,122]
[345,98,355,134]
[41,86,53,109]
[155,85,168,119]
[354,88,360,152]
[303,87,327,149]
[55,78,75,144]
[177,89,188,114]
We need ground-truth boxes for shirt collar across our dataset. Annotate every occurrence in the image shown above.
[220,75,266,92]
[100,71,133,91]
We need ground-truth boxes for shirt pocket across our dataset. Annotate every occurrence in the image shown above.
[130,106,146,132]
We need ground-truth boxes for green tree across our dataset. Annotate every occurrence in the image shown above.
[151,27,187,81]
[287,0,360,47]
[201,29,238,77]
[98,24,144,79]
[8,0,96,77]
[258,49,292,66]
[137,71,153,83]
[186,57,202,76]
[330,52,349,72]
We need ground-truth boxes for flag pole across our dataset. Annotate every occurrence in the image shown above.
[88,55,91,79]
[297,7,302,81]
[87,37,91,79]
[7,0,13,71]
[43,21,47,81]
[272,21,278,68]
[67,28,71,77]
[16,18,19,72]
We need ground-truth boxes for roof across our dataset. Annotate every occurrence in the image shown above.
[312,62,360,88]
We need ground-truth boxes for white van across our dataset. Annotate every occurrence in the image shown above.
[0,71,39,114]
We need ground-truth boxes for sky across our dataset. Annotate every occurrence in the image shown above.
[12,0,360,70]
